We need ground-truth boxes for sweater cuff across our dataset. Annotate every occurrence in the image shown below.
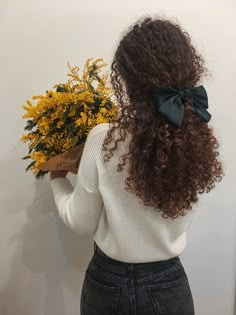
[50,177,74,196]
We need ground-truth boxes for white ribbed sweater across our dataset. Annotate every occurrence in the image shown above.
[51,123,195,263]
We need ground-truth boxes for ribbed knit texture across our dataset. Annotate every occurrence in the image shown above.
[51,123,195,263]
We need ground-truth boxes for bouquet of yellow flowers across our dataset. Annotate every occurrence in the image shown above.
[21,58,118,178]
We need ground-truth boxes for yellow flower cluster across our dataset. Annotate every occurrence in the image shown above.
[29,152,48,169]
[21,58,118,178]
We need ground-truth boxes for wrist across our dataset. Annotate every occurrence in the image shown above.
[50,171,68,181]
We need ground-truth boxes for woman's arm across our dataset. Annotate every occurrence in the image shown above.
[50,127,103,235]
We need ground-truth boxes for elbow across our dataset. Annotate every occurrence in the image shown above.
[56,197,98,236]
[62,217,95,236]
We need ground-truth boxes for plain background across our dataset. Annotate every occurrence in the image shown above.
[0,0,235,314]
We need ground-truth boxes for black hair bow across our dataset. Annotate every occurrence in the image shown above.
[152,85,211,127]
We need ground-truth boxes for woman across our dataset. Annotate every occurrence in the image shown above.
[50,17,223,315]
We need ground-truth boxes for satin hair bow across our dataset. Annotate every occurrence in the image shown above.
[152,85,211,127]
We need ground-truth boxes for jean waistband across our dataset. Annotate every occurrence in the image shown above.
[92,242,182,285]
[93,242,180,267]
[94,242,111,258]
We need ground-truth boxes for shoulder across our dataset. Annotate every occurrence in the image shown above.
[87,123,110,140]
[84,123,110,149]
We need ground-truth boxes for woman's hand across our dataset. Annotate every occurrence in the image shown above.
[70,168,78,175]
[50,170,69,181]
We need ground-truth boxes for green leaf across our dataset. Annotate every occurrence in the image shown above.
[91,97,101,115]
[62,106,71,121]
[35,170,48,179]
[25,161,36,171]
[24,120,36,131]
[72,137,77,146]
[56,85,67,93]
[67,124,76,132]
[34,143,47,151]
[35,108,54,122]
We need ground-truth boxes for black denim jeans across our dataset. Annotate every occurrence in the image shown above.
[80,242,194,315]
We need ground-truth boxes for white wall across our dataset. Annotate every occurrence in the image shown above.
[0,0,235,314]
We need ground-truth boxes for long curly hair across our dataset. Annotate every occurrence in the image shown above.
[102,17,223,219]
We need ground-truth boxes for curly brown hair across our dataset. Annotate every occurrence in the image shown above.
[102,17,223,219]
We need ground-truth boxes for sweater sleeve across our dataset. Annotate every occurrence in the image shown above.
[50,127,103,235]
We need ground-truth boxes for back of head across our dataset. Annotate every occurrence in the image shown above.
[103,17,223,219]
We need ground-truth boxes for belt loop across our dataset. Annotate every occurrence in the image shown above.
[128,264,135,287]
